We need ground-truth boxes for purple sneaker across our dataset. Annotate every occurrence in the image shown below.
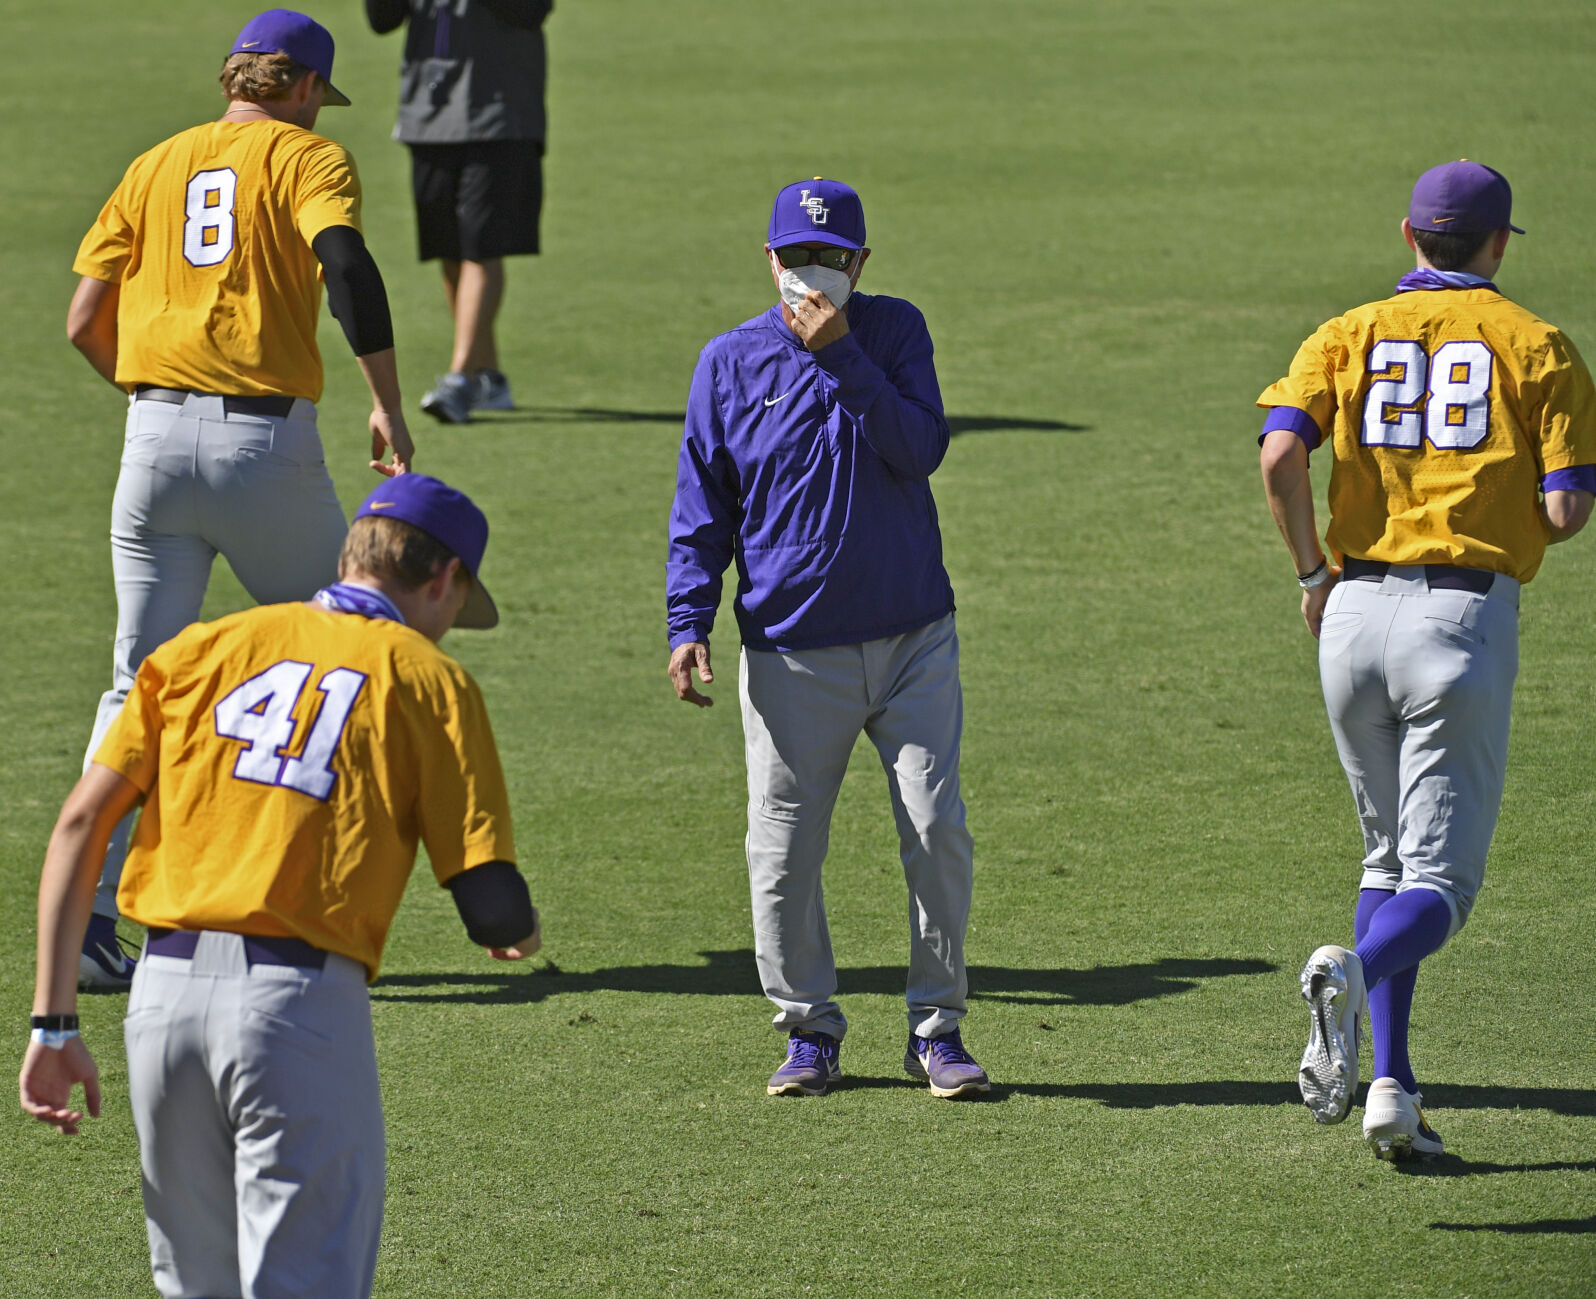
[79,913,136,990]
[905,1027,990,1099]
[766,1029,842,1096]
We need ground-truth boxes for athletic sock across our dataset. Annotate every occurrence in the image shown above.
[1353,887,1449,1095]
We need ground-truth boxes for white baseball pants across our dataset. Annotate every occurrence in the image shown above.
[125,933,385,1299]
[740,614,973,1041]
[1318,566,1521,937]
[86,393,347,916]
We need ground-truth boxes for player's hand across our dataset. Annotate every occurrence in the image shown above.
[370,408,414,478]
[19,1037,101,1136]
[789,289,850,352]
[490,908,541,961]
[1301,566,1341,639]
[668,641,714,707]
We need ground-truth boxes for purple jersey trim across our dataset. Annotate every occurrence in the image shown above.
[1543,465,1596,494]
[1258,405,1321,449]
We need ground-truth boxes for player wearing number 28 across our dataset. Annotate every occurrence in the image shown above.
[1258,160,1596,1160]
[66,10,414,990]
[20,475,538,1299]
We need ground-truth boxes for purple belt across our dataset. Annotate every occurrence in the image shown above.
[145,928,327,970]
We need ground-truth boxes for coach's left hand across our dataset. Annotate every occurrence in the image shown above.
[370,408,414,477]
[790,290,851,352]
[20,1036,101,1136]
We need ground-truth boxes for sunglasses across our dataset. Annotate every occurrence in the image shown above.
[774,245,858,272]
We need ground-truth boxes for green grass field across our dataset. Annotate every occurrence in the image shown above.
[3,1,1595,1294]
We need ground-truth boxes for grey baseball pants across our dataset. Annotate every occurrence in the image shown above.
[125,932,384,1299]
[87,393,346,917]
[739,614,973,1041]
[1318,565,1521,937]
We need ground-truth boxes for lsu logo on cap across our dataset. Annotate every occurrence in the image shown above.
[799,190,829,226]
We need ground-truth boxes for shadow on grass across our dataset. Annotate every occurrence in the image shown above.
[371,952,1272,1009]
[458,408,1089,436]
[1398,1157,1596,1180]
[1001,1081,1596,1117]
[1430,1215,1596,1234]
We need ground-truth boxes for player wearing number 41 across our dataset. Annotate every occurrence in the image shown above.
[66,10,415,992]
[1258,160,1596,1160]
[20,474,538,1299]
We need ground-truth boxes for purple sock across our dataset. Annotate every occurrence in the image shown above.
[1353,888,1451,1094]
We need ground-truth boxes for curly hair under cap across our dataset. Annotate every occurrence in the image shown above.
[219,51,314,103]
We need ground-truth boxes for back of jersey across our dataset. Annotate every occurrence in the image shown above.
[74,120,362,401]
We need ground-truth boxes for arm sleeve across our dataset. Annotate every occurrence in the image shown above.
[1257,321,1342,443]
[446,860,536,947]
[666,354,740,649]
[92,652,167,795]
[813,304,950,481]
[1258,405,1323,450]
[311,226,395,357]
[414,669,517,885]
[1528,330,1596,477]
[474,0,554,28]
[291,139,363,247]
[72,179,137,284]
[365,0,410,33]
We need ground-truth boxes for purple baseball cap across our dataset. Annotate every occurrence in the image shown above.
[1410,160,1523,235]
[230,10,351,107]
[355,475,499,629]
[768,178,866,251]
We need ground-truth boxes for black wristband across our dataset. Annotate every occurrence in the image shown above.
[30,1014,79,1032]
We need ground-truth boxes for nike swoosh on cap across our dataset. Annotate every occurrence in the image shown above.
[242,39,261,47]
[368,500,397,509]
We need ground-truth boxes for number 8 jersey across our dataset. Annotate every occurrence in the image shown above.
[1258,285,1596,582]
[73,120,361,402]
[93,602,516,981]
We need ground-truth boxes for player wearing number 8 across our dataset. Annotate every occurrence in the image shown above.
[66,10,416,990]
[1258,160,1596,1159]
[20,475,537,1298]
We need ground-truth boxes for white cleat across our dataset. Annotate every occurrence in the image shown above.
[1363,1078,1445,1161]
[1298,944,1366,1124]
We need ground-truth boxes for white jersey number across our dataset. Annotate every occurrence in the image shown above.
[183,168,238,268]
[214,660,368,802]
[1362,339,1493,451]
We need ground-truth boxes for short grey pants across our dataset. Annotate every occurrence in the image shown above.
[88,393,346,914]
[1318,565,1521,936]
[125,932,384,1299]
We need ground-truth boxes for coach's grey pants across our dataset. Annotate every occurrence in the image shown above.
[125,932,384,1299]
[1318,566,1521,937]
[740,614,973,1041]
[87,394,346,917]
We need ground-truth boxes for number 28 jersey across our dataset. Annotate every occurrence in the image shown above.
[73,120,362,402]
[1258,287,1596,583]
[94,602,515,981]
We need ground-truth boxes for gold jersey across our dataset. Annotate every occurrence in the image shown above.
[74,120,362,402]
[1258,287,1596,583]
[94,602,515,980]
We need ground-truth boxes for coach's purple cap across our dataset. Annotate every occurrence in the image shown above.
[355,475,498,629]
[230,10,351,107]
[1410,160,1523,235]
[768,178,866,251]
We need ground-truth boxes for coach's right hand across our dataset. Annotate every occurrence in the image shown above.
[370,408,414,477]
[669,641,714,707]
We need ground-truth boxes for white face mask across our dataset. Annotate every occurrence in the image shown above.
[776,262,853,312]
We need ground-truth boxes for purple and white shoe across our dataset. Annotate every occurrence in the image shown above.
[766,1029,842,1096]
[906,1027,991,1099]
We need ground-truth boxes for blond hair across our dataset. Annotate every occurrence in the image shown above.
[338,515,468,592]
[219,51,313,103]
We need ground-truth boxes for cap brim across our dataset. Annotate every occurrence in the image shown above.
[1509,222,1526,234]
[454,577,499,630]
[767,229,862,252]
[323,82,351,107]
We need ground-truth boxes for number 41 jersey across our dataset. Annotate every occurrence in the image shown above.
[94,602,515,981]
[73,120,361,402]
[1258,286,1596,583]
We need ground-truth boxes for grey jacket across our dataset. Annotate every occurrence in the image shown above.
[366,0,551,145]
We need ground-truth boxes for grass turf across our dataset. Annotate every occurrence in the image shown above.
[2,0,1594,1294]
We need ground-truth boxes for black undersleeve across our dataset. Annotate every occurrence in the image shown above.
[311,225,395,357]
[446,860,536,948]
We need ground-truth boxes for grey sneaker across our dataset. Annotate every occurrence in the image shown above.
[473,369,515,411]
[420,372,473,424]
[905,1027,990,1098]
[79,914,136,990]
[1363,1078,1444,1161]
[766,1029,841,1096]
[1298,944,1366,1124]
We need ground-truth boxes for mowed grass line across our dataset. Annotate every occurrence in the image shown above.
[3,1,1594,1295]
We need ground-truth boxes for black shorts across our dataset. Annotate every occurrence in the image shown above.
[408,139,543,263]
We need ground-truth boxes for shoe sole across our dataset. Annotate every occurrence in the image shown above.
[1299,951,1359,1124]
[767,1079,831,1097]
[78,952,133,991]
[906,1056,992,1099]
[419,395,471,425]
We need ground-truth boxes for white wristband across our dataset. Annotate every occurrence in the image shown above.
[1297,560,1333,590]
[30,1028,80,1050]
